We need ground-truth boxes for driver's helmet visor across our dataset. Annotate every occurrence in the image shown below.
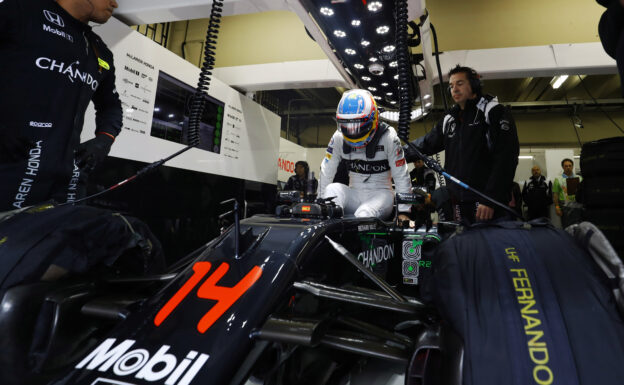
[337,90,378,147]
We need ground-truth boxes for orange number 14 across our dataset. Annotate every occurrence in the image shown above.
[154,262,263,333]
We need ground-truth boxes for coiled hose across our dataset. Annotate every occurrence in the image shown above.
[395,0,411,143]
[188,0,223,147]
[63,0,224,206]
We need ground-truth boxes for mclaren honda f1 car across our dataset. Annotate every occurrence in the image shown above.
[1,190,624,385]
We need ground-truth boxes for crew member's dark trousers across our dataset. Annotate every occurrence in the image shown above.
[527,206,549,221]
[453,202,510,225]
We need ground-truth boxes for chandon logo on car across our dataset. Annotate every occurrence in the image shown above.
[75,338,209,385]
[35,58,98,90]
[357,244,395,268]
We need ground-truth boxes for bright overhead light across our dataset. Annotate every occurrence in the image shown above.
[368,1,382,12]
[361,40,370,47]
[386,92,393,96]
[351,19,361,26]
[320,7,334,16]
[425,102,432,107]
[394,74,399,79]
[362,76,371,81]
[383,45,395,52]
[168,113,174,118]
[389,61,398,68]
[381,82,389,86]
[376,26,390,34]
[354,63,364,69]
[154,107,160,112]
[369,57,378,62]
[345,48,356,55]
[334,30,346,38]
[390,101,397,104]
[373,95,382,100]
[551,75,568,89]
[518,155,534,159]
[423,94,431,100]
[380,108,425,122]
[368,87,377,91]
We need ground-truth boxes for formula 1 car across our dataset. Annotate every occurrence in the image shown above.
[2,191,624,385]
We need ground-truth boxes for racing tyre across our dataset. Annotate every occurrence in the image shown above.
[581,176,624,209]
[580,136,624,178]
[584,208,624,257]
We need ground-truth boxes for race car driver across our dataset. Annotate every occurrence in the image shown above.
[0,0,122,212]
[318,89,412,221]
[405,65,519,223]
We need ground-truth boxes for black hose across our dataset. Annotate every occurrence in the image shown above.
[395,0,412,142]
[188,0,224,147]
[62,0,224,206]
[429,23,449,111]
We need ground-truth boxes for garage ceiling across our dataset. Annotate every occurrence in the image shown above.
[261,74,623,118]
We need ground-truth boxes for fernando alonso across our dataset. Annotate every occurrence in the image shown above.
[318,89,411,221]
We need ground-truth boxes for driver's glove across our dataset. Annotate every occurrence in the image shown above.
[0,130,33,163]
[75,132,115,171]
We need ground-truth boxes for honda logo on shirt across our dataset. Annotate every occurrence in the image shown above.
[43,10,64,27]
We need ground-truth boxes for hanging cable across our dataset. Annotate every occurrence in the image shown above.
[577,74,624,135]
[62,0,224,206]
[564,95,583,147]
[396,0,412,142]
[429,23,449,111]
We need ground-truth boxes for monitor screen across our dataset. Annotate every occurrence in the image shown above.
[151,71,224,154]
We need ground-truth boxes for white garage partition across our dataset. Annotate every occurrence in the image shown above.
[82,18,281,185]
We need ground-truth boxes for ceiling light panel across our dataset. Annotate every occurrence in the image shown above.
[304,0,410,108]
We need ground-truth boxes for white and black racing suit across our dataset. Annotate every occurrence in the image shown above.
[0,0,122,211]
[318,123,412,219]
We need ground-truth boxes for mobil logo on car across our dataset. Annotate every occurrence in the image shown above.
[75,338,209,385]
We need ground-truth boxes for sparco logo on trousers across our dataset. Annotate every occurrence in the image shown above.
[43,10,64,27]
[35,58,98,90]
[75,338,209,385]
[29,121,53,128]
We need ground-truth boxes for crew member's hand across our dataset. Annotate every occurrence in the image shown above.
[555,206,562,217]
[397,213,411,225]
[75,133,114,171]
[475,203,494,221]
[0,130,33,163]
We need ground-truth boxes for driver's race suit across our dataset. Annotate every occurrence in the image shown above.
[0,0,122,212]
[318,123,411,219]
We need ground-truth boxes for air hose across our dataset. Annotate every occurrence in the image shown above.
[395,0,412,143]
[395,0,520,219]
[429,23,448,111]
[63,0,224,206]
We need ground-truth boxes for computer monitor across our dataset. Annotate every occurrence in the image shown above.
[150,71,224,154]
